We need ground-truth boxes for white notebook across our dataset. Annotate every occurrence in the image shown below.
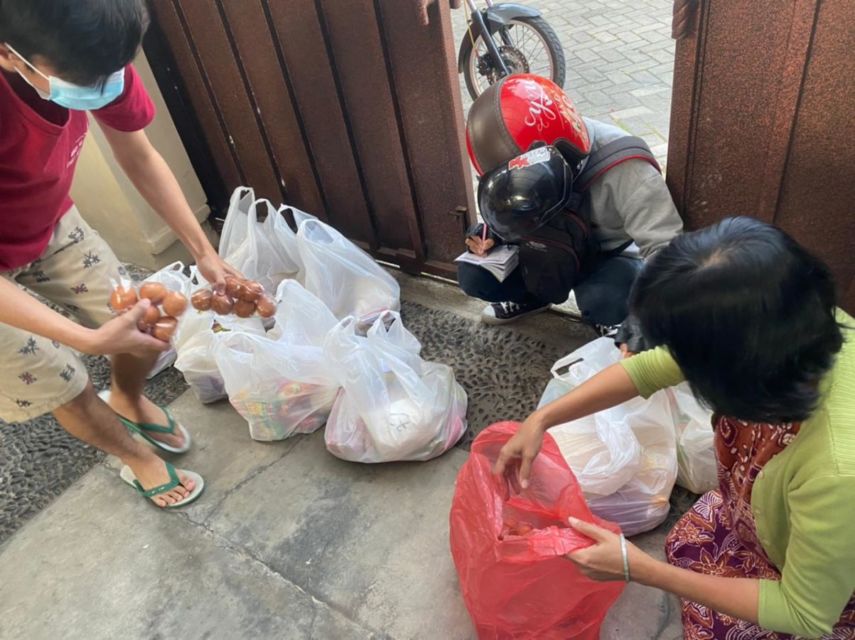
[455,245,519,282]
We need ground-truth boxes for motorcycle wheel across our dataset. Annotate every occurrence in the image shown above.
[460,16,566,101]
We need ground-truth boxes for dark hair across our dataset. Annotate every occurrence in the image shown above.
[0,0,148,87]
[631,217,844,424]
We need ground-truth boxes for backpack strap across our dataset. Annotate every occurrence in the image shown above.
[574,136,661,192]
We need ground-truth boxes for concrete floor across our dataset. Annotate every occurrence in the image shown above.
[0,274,682,640]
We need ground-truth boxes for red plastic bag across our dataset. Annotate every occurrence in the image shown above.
[450,422,625,639]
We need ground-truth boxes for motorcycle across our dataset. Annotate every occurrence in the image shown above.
[457,0,566,100]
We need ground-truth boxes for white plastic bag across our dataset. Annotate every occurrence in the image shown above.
[138,261,190,378]
[174,312,267,404]
[140,260,191,295]
[539,347,642,497]
[586,393,678,536]
[296,218,400,322]
[241,198,303,293]
[324,312,467,463]
[218,187,256,269]
[173,266,266,403]
[666,383,717,494]
[218,187,303,293]
[212,281,340,441]
[271,205,316,284]
[538,338,678,535]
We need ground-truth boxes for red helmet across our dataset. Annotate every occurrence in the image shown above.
[466,74,591,176]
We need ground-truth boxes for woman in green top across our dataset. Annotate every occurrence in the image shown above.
[495,217,854,639]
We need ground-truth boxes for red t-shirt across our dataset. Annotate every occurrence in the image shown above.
[0,65,155,270]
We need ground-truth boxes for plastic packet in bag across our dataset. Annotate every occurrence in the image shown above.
[538,342,642,498]
[174,312,266,404]
[213,334,339,442]
[666,383,717,494]
[213,280,341,441]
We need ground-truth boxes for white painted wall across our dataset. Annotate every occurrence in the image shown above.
[70,53,211,270]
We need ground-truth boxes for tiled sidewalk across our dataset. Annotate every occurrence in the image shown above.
[450,0,675,166]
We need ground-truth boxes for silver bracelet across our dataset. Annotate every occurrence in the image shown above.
[620,533,631,582]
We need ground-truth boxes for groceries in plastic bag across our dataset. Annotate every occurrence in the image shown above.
[173,267,266,404]
[296,218,400,322]
[586,397,677,536]
[666,383,716,494]
[218,188,303,294]
[540,349,642,498]
[450,422,625,640]
[324,312,466,462]
[213,281,340,441]
[539,338,678,535]
[174,313,266,405]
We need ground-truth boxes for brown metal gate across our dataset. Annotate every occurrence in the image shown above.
[144,0,475,279]
[668,0,855,311]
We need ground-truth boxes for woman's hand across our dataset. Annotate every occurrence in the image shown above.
[195,251,242,294]
[465,235,495,256]
[566,517,652,582]
[493,415,546,489]
[567,519,763,626]
[493,365,641,489]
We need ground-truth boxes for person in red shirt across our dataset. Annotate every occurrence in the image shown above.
[0,0,236,508]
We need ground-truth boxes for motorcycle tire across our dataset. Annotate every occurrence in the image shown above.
[460,15,566,101]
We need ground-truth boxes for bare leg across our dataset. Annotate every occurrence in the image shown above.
[53,383,195,507]
[107,352,187,450]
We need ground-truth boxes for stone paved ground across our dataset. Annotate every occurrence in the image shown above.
[0,273,684,640]
[450,0,675,167]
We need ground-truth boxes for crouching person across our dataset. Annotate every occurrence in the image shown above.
[459,75,682,341]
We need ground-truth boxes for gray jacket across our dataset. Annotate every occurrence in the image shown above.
[581,117,683,258]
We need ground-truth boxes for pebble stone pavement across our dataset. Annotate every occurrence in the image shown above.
[0,3,676,542]
[0,266,190,543]
[450,0,675,168]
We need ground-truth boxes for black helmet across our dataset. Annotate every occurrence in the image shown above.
[477,145,573,242]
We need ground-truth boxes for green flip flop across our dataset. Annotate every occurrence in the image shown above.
[120,463,204,509]
[99,390,192,454]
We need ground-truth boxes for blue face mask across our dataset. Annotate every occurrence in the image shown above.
[6,44,125,111]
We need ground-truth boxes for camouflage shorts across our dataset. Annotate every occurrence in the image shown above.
[0,206,124,422]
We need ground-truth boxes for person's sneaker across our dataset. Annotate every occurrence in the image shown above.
[551,292,583,321]
[595,323,621,339]
[481,300,550,325]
